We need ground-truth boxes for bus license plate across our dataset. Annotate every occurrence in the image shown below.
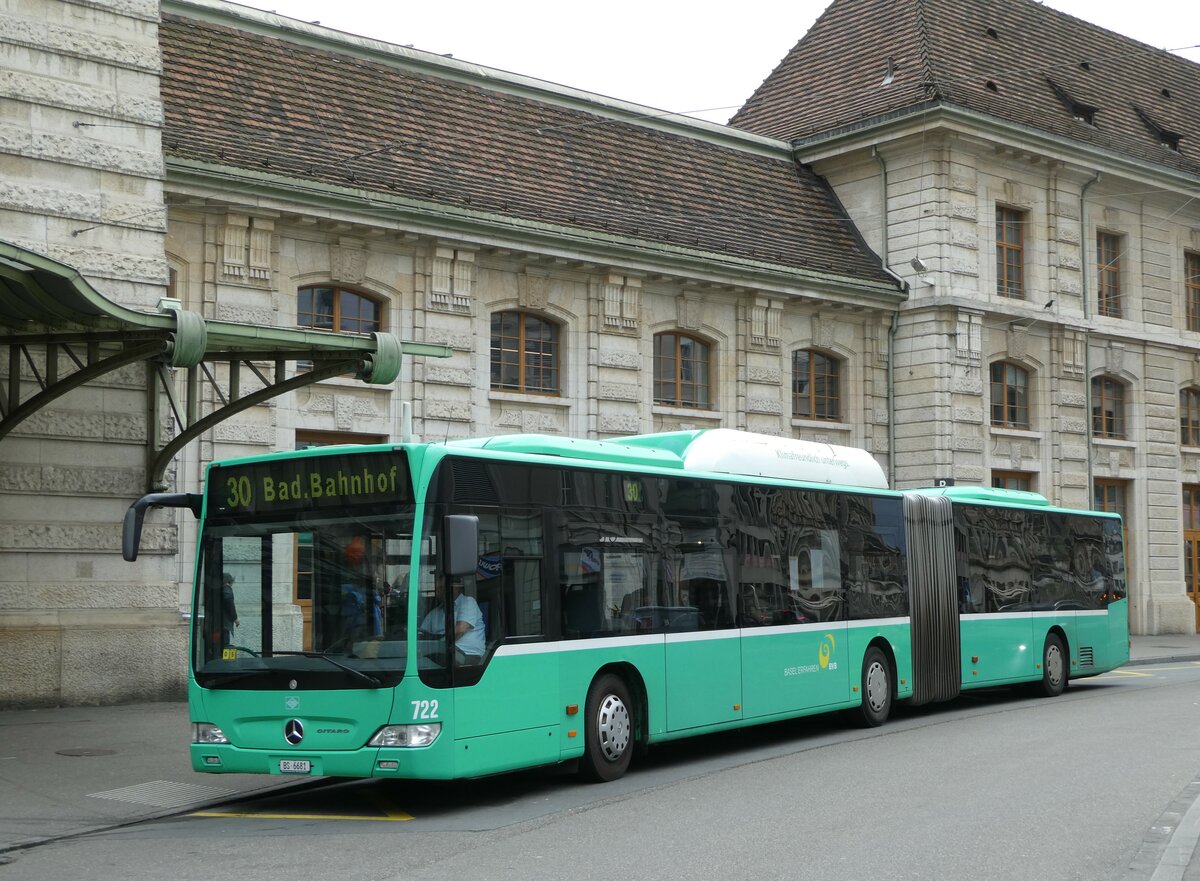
[279,759,311,774]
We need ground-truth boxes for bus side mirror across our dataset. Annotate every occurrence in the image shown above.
[122,493,203,561]
[443,514,479,577]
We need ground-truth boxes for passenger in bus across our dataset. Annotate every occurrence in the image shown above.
[221,572,239,646]
[418,575,486,663]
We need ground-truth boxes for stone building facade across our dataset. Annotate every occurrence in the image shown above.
[4,0,1196,708]
[811,139,1200,635]
[732,0,1200,634]
[1,0,904,706]
[0,0,183,705]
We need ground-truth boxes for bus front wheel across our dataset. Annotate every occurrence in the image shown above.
[1037,634,1067,697]
[579,673,634,782]
[857,646,892,727]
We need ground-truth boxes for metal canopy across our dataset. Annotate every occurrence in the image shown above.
[0,241,450,491]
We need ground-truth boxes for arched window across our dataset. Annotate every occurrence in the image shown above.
[654,332,711,409]
[990,361,1030,429]
[490,310,560,394]
[1182,388,1200,446]
[1092,375,1126,439]
[792,349,841,420]
[297,285,382,334]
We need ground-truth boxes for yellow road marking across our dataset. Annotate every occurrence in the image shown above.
[1101,669,1153,677]
[191,808,413,822]
[365,792,413,821]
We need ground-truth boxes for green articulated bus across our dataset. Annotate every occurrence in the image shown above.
[123,429,1129,782]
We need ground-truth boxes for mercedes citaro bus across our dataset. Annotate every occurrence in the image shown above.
[123,429,1129,782]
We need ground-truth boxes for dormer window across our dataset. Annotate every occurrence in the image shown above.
[881,57,899,87]
[1047,78,1097,126]
[1134,106,1181,152]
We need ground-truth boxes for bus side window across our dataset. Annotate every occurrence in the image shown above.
[501,557,543,638]
[468,508,545,644]
[562,581,604,637]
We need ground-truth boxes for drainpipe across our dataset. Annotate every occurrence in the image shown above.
[873,145,905,486]
[1080,172,1101,507]
[888,314,899,486]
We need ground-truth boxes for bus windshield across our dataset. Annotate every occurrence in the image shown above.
[195,511,417,688]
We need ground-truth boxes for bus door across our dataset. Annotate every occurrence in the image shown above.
[434,507,560,773]
[740,537,849,717]
[1185,487,1200,631]
[663,531,742,731]
[956,505,1034,684]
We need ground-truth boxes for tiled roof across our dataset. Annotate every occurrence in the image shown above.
[731,0,1200,178]
[159,14,899,290]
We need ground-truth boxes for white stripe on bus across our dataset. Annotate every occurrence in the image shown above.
[492,617,911,657]
[963,610,1111,621]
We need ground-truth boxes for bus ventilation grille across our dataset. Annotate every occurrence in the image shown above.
[451,459,501,503]
[1078,646,1094,668]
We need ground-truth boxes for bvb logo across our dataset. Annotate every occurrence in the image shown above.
[818,633,836,669]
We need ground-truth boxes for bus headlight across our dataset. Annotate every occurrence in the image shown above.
[192,722,229,744]
[368,723,441,748]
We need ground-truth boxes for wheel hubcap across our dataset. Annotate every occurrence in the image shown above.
[1046,644,1064,686]
[596,693,631,761]
[865,661,889,713]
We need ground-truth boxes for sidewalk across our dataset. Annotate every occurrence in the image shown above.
[1,632,1197,854]
[1128,632,1200,666]
[0,701,301,853]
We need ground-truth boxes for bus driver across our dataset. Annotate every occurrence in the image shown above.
[419,574,486,663]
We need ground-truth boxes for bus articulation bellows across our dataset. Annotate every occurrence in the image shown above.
[123,429,1129,782]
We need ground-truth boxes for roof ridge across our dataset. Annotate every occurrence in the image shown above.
[914,0,942,102]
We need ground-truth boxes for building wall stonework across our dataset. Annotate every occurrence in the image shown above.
[36,0,1200,705]
[813,128,1200,635]
[0,0,171,707]
[162,210,894,462]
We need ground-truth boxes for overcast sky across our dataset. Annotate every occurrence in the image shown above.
[233,0,1200,123]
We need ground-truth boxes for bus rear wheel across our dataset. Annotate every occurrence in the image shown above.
[1037,634,1067,697]
[857,646,892,727]
[579,673,634,782]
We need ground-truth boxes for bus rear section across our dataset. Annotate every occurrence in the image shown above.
[903,488,1130,708]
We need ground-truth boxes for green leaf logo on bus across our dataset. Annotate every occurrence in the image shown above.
[819,633,837,670]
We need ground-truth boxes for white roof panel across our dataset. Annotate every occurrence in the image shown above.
[678,429,889,489]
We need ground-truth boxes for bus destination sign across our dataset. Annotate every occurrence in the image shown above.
[207,451,410,517]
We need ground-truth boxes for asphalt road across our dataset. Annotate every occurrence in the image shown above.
[4,662,1199,881]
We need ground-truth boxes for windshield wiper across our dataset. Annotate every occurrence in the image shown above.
[269,650,382,687]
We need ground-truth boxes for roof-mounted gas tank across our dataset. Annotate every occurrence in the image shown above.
[619,428,889,489]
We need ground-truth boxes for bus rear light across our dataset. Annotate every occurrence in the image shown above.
[368,723,441,748]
